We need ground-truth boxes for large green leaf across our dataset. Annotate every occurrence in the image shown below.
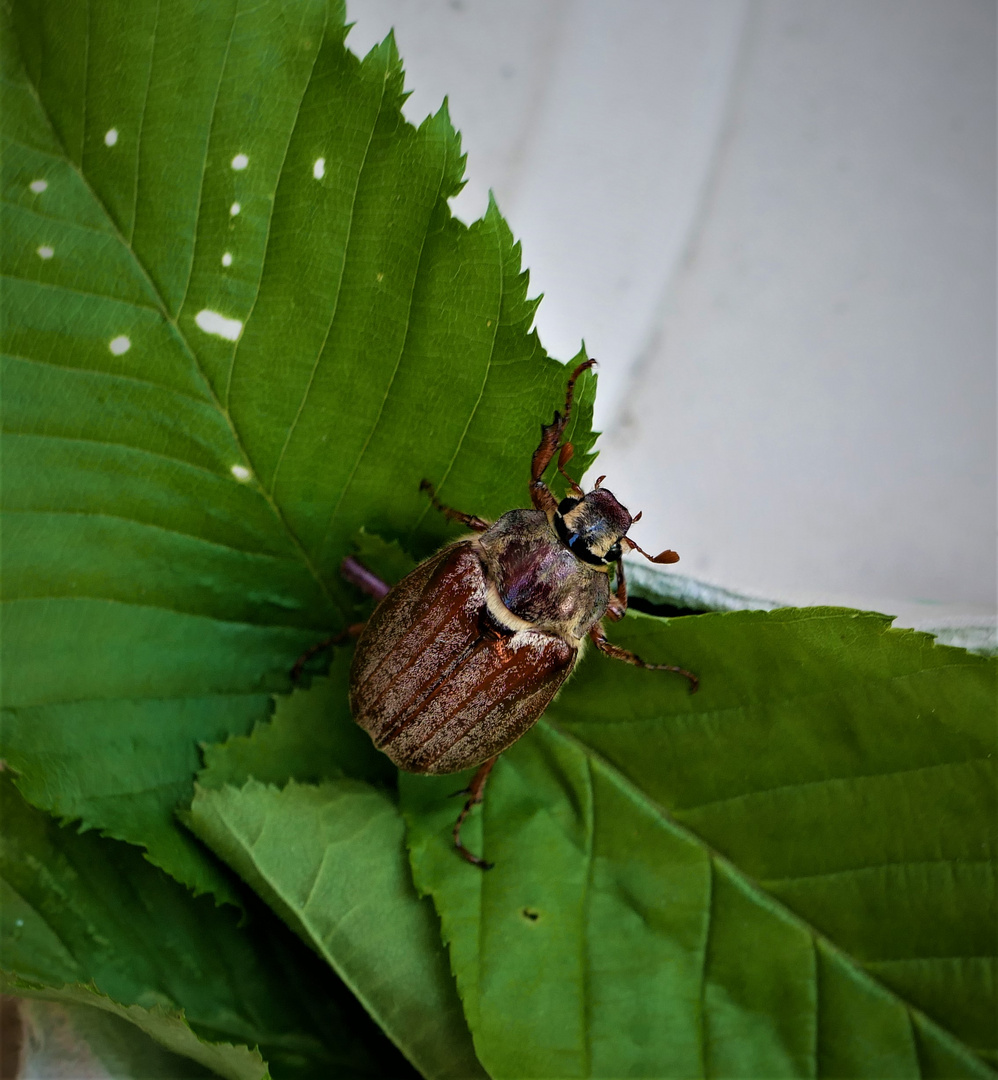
[401,608,996,1078]
[0,772,417,1079]
[1,0,595,899]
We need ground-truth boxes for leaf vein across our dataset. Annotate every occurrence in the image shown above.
[313,97,451,561]
[406,215,504,540]
[176,2,238,320]
[130,0,160,244]
[0,274,160,314]
[223,2,329,412]
[4,507,302,565]
[267,35,387,500]
[3,350,211,405]
[674,758,991,817]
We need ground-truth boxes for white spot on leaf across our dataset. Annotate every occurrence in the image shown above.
[313,157,325,180]
[104,128,118,146]
[231,465,251,482]
[221,252,232,267]
[231,153,249,171]
[109,335,131,355]
[230,202,241,217]
[195,309,243,342]
[36,245,54,260]
[29,179,48,194]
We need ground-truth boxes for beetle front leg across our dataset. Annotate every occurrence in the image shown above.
[529,359,596,512]
[452,756,497,870]
[606,558,629,622]
[589,622,699,692]
[420,480,490,533]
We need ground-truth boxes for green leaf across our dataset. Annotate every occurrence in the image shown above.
[1,0,595,898]
[401,608,996,1078]
[188,777,486,1080]
[0,773,416,1079]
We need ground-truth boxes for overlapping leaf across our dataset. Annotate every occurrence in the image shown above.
[0,773,414,1079]
[402,608,996,1078]
[1,0,595,900]
[189,777,485,1080]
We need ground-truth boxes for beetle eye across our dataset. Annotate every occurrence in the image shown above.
[606,543,622,562]
[557,497,580,515]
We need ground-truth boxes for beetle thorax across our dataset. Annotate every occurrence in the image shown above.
[474,508,611,644]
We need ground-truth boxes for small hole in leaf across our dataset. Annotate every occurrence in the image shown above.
[104,128,118,147]
[109,335,131,355]
[36,245,54,260]
[231,153,249,171]
[195,309,243,342]
[313,157,325,180]
[230,202,241,217]
[221,252,233,267]
[231,465,251,482]
[521,908,540,922]
[29,179,48,194]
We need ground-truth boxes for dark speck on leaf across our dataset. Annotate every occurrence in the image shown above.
[522,908,540,922]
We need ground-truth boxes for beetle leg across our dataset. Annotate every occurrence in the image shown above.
[556,442,584,497]
[291,622,365,683]
[420,480,490,532]
[606,558,628,622]
[530,359,596,511]
[453,756,497,870]
[589,622,699,692]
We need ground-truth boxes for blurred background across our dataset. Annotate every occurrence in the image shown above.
[346,0,996,639]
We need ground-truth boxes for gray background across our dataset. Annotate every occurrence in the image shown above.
[347,0,996,632]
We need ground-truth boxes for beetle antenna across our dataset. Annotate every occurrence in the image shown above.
[631,510,642,523]
[556,442,584,496]
[623,536,680,564]
[593,475,606,489]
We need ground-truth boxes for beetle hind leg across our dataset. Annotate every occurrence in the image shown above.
[420,480,490,532]
[291,622,365,683]
[452,756,497,870]
[589,623,699,693]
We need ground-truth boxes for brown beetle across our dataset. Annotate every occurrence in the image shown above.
[302,361,697,868]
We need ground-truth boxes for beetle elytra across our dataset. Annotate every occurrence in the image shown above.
[302,361,697,868]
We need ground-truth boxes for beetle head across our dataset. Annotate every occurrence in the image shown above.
[554,488,633,566]
[555,486,681,568]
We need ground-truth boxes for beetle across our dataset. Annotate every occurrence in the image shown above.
[299,360,697,868]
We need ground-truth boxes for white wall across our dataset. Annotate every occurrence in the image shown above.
[346,0,996,629]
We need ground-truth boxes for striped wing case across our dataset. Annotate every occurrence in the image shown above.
[349,543,577,774]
